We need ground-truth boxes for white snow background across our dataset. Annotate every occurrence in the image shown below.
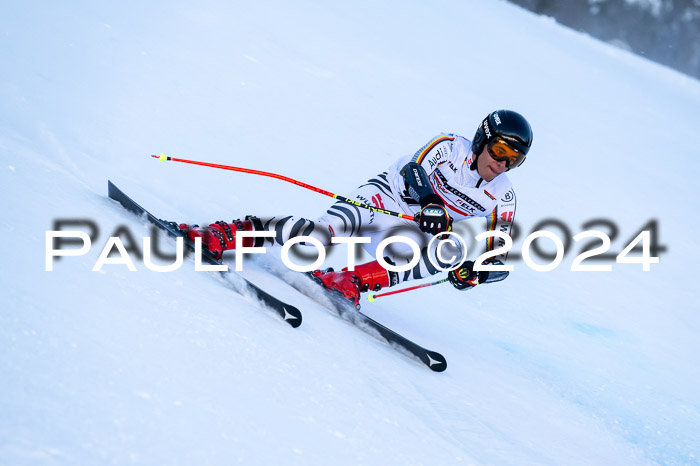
[1,0,699,464]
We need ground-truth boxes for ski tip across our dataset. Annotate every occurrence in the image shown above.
[425,351,447,372]
[289,317,302,328]
[283,306,303,328]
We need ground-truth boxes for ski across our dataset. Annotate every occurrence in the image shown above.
[299,274,447,372]
[107,180,302,328]
[107,180,444,369]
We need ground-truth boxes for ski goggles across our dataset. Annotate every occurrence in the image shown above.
[487,138,526,169]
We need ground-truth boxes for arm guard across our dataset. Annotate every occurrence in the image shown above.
[480,260,510,284]
[400,162,442,207]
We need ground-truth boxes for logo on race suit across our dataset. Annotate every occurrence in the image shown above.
[447,161,458,173]
[428,147,447,170]
[501,190,514,203]
[356,194,375,224]
[454,200,477,215]
[371,194,385,210]
[493,112,502,126]
[483,190,495,200]
[431,171,476,215]
[434,170,487,212]
[500,211,514,222]
[498,223,511,248]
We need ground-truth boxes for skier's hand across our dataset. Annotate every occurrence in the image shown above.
[448,258,509,291]
[448,261,481,290]
[416,203,452,235]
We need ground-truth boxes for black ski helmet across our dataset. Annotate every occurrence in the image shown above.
[471,110,533,170]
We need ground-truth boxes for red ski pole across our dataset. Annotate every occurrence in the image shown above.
[367,278,449,302]
[152,153,416,222]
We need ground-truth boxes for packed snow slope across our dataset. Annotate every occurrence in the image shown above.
[2,0,700,464]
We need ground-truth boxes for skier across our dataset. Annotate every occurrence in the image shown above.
[179,110,533,307]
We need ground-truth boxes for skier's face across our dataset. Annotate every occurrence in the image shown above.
[476,145,508,181]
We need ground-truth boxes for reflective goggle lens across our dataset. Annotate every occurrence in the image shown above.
[487,138,525,168]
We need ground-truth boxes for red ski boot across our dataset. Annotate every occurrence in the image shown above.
[178,216,262,260]
[311,260,391,309]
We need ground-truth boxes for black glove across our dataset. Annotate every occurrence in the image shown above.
[416,203,453,235]
[448,258,509,291]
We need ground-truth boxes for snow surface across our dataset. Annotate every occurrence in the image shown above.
[2,0,700,464]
